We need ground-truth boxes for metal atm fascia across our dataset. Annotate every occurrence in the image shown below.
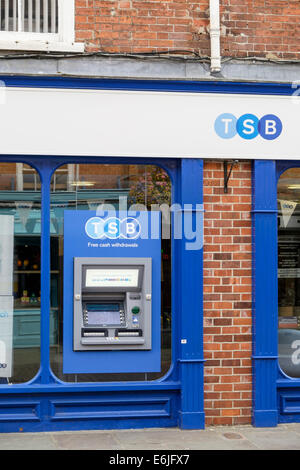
[73,257,152,351]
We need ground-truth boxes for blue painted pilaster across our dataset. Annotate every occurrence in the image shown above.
[33,161,53,385]
[252,160,278,427]
[177,159,205,429]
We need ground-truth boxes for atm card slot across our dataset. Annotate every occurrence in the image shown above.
[115,329,142,337]
[82,328,108,337]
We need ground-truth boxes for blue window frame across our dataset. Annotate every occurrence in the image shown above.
[0,152,204,431]
[252,159,300,427]
[252,160,278,427]
[276,161,300,423]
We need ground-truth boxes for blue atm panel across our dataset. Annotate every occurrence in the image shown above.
[63,211,161,374]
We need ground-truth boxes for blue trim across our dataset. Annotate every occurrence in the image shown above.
[277,379,300,388]
[252,160,278,427]
[0,390,180,432]
[252,355,278,360]
[176,159,205,430]
[39,161,53,385]
[0,74,298,96]
[0,382,181,394]
[277,160,300,178]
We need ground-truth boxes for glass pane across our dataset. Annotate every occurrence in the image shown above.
[50,164,172,383]
[0,0,17,32]
[278,168,300,378]
[0,163,41,384]
[0,0,59,33]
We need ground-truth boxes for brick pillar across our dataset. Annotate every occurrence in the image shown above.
[203,160,252,426]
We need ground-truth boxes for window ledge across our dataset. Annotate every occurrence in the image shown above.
[0,40,85,53]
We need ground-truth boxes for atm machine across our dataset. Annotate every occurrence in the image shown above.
[73,257,152,351]
[63,211,161,374]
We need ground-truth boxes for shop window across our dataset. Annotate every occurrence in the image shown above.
[278,168,300,378]
[0,0,84,52]
[49,164,172,383]
[0,162,41,384]
[51,164,76,192]
[16,163,41,191]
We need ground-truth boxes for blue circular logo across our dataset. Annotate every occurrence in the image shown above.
[236,113,259,140]
[214,113,237,139]
[85,216,141,240]
[258,114,283,140]
[215,113,282,141]
[120,217,141,239]
[85,217,104,239]
[103,217,121,239]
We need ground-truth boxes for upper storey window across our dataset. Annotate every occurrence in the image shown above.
[0,0,83,52]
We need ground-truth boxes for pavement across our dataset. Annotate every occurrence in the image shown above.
[0,423,299,451]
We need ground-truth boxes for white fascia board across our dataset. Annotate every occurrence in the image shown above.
[0,40,85,52]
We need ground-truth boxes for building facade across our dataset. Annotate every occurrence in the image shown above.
[0,0,299,432]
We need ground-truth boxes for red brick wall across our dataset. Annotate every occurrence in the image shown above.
[75,0,211,54]
[203,161,252,426]
[75,0,300,60]
[221,0,300,60]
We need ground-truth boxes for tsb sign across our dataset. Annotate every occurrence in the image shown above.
[85,216,141,240]
[215,113,283,140]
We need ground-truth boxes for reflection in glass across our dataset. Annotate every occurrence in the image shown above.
[278,168,300,377]
[0,163,41,384]
[50,164,172,383]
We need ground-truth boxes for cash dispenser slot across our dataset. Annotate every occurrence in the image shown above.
[82,329,107,337]
[116,329,143,337]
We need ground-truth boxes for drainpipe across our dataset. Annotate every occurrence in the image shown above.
[209,0,221,73]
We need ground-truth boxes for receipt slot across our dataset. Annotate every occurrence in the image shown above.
[63,210,161,374]
[73,258,152,351]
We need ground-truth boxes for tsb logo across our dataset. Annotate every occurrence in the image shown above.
[85,216,141,240]
[215,113,283,140]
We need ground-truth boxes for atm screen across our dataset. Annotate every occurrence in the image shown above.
[86,303,122,326]
[85,268,139,288]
